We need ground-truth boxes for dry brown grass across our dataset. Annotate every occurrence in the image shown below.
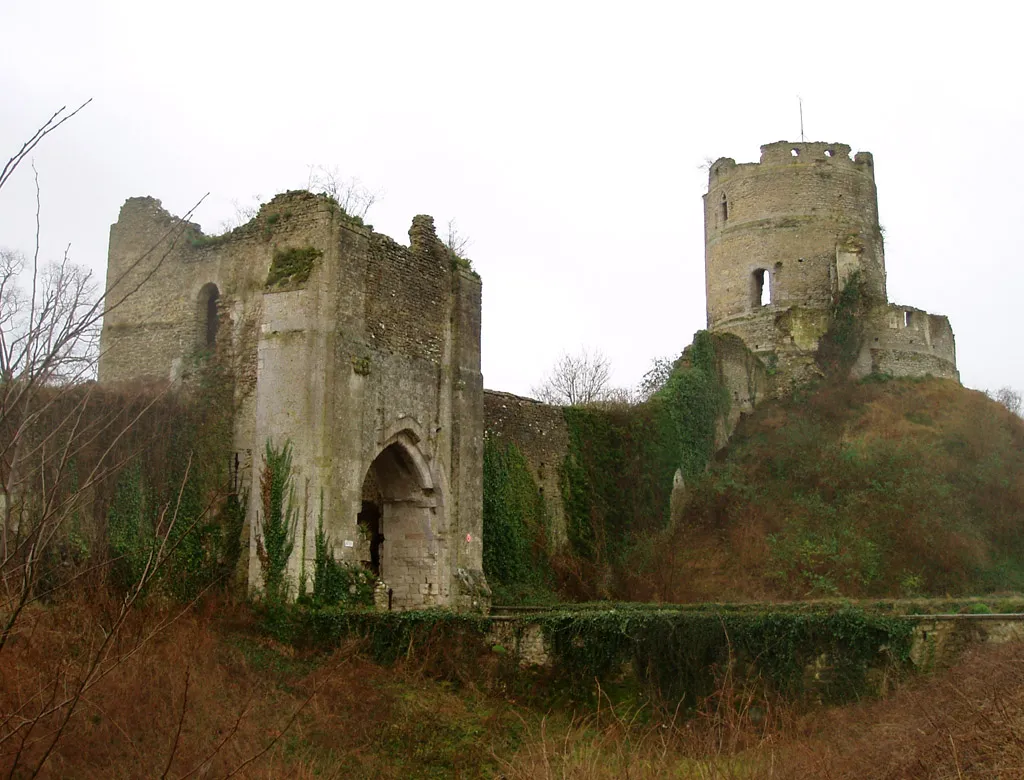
[771,640,1024,779]
[500,636,1024,779]
[645,378,1024,602]
[6,594,1024,778]
[501,661,791,779]
[0,595,529,778]
[0,596,330,777]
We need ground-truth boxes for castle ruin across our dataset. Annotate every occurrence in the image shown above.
[98,140,958,608]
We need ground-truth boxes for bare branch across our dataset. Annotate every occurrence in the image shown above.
[0,100,92,193]
[306,165,380,219]
[444,219,472,259]
[988,387,1022,417]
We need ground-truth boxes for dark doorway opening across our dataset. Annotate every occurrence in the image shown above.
[357,499,382,576]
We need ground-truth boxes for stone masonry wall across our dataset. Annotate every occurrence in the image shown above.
[483,391,570,548]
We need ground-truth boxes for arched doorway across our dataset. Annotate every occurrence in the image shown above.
[358,437,442,610]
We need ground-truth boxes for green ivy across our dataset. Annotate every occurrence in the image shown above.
[261,605,490,666]
[260,602,914,708]
[536,605,914,705]
[107,462,156,593]
[309,495,376,608]
[559,331,729,565]
[255,440,298,602]
[482,439,553,602]
[266,246,323,288]
[816,271,867,375]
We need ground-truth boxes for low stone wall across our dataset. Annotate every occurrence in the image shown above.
[488,611,1024,702]
[909,613,1024,670]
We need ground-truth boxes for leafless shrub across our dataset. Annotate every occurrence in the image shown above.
[0,104,234,777]
[305,165,380,219]
[217,195,263,234]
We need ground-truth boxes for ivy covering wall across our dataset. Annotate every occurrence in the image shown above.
[481,331,732,602]
[560,331,729,566]
[482,440,552,603]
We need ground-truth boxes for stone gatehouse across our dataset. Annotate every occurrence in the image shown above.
[98,191,487,610]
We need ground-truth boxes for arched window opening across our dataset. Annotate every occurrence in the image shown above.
[752,268,771,308]
[719,194,729,224]
[198,283,220,349]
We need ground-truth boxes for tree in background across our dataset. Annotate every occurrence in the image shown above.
[532,348,612,406]
[989,386,1022,418]
[637,356,676,401]
[444,218,471,259]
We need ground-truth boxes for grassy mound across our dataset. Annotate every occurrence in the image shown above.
[643,377,1024,602]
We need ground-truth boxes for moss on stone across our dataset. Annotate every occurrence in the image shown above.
[266,246,323,288]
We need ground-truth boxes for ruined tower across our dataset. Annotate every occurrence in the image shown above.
[99,192,488,610]
[704,141,958,385]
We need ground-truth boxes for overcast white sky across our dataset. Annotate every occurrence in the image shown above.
[1,1,1021,397]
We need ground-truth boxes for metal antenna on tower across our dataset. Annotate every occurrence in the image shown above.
[798,95,805,142]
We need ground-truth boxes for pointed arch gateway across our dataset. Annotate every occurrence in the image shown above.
[358,432,445,610]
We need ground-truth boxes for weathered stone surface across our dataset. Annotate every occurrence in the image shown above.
[99,192,486,610]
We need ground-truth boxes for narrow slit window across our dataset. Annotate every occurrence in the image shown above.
[904,311,913,327]
[752,268,770,308]
[719,194,728,224]
[198,283,220,348]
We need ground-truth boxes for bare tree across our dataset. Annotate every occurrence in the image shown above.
[0,105,239,777]
[596,385,643,406]
[305,165,380,219]
[532,349,613,406]
[0,248,98,385]
[989,386,1022,417]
